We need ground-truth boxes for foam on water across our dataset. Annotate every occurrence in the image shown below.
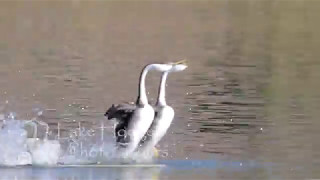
[28,139,61,166]
[56,121,155,165]
[0,113,156,167]
[0,119,32,166]
[57,132,154,165]
[58,138,117,165]
[0,113,61,166]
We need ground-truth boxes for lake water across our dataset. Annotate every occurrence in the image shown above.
[0,1,319,179]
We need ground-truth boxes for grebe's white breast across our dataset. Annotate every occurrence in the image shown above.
[149,105,174,147]
[125,104,155,153]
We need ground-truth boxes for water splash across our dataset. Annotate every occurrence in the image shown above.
[0,114,61,166]
[0,118,32,166]
[57,124,157,165]
[0,112,158,167]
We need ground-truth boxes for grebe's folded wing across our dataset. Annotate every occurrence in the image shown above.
[104,103,136,145]
[104,103,136,122]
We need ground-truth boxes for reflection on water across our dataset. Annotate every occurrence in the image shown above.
[0,159,272,180]
[0,166,162,180]
[0,0,320,179]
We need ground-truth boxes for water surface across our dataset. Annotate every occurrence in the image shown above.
[0,1,319,179]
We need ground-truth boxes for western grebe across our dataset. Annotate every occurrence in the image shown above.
[138,61,187,154]
[105,62,176,156]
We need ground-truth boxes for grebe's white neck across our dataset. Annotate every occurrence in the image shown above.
[136,64,152,106]
[136,64,172,106]
[156,72,169,106]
